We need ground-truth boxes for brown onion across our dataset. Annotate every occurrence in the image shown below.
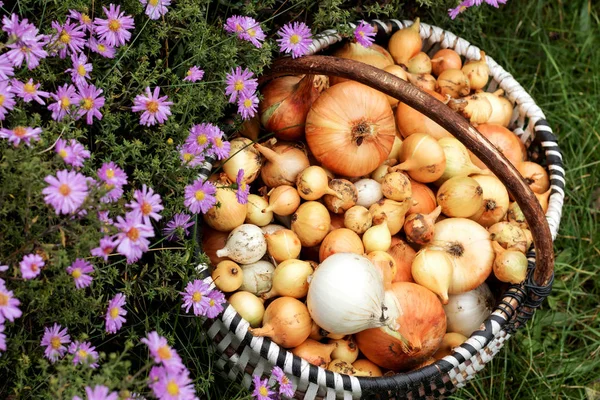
[369,198,412,235]
[407,52,432,74]
[404,205,442,245]
[437,69,470,99]
[343,205,372,235]
[488,221,528,253]
[406,72,438,92]
[211,260,243,292]
[265,229,302,262]
[507,202,528,229]
[462,51,490,91]
[291,201,331,247]
[388,238,416,283]
[296,165,339,201]
[203,176,248,232]
[381,170,412,201]
[518,161,550,194]
[352,359,383,377]
[249,297,312,348]
[408,179,437,215]
[470,124,526,169]
[292,339,337,367]
[255,140,310,187]
[319,228,364,262]
[431,49,462,77]
[246,194,272,227]
[323,179,358,214]
[222,137,262,184]
[330,42,394,85]
[201,226,230,266]
[395,89,452,139]
[329,336,359,364]
[388,18,422,65]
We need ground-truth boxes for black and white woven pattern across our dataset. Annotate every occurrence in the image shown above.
[197,20,565,399]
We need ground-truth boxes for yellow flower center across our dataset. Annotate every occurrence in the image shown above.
[78,349,88,358]
[127,227,140,241]
[359,31,365,38]
[59,149,68,158]
[214,137,223,148]
[77,65,87,76]
[209,299,215,307]
[247,28,256,37]
[82,98,94,110]
[106,169,115,179]
[60,96,71,109]
[157,345,171,360]
[186,70,192,76]
[234,80,244,91]
[240,182,247,192]
[24,82,36,93]
[196,135,207,145]
[31,263,39,272]
[81,14,92,25]
[166,380,179,396]
[105,183,114,191]
[59,30,71,44]
[51,337,61,349]
[146,100,159,113]
[149,0,159,6]
[103,246,113,255]
[290,34,300,44]
[0,293,8,306]
[14,127,27,137]
[109,306,120,319]
[0,94,4,106]
[282,376,289,384]
[183,153,193,162]
[234,23,243,32]
[259,387,269,396]
[71,268,82,279]
[192,291,202,302]
[243,98,252,108]
[194,190,205,201]
[166,138,173,145]
[98,44,107,52]
[108,19,121,32]
[141,202,152,215]
[59,184,71,196]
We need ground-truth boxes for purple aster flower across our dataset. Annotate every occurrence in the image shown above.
[0,265,7,272]
[178,144,205,168]
[205,290,225,318]
[77,385,119,400]
[87,37,117,58]
[66,259,94,289]
[149,366,198,400]
[185,123,219,154]
[163,213,195,241]
[184,179,217,214]
[98,211,114,226]
[0,281,22,323]
[141,331,185,372]
[51,20,86,58]
[277,22,313,59]
[41,323,71,363]
[2,14,33,37]
[239,17,266,48]
[42,170,89,215]
[75,83,105,125]
[485,0,507,7]
[19,253,45,280]
[140,0,171,20]
[354,20,376,48]
[94,4,135,47]
[55,138,91,168]
[0,324,6,353]
[272,366,294,397]
[97,162,127,203]
[67,10,94,32]
[449,0,475,19]
[66,53,93,86]
[91,236,118,261]
[4,16,48,70]
[225,66,258,103]
[236,169,249,205]
[207,131,230,161]
[183,66,204,82]
[224,15,245,34]
[114,212,155,264]
[180,280,210,316]
[0,126,42,147]
[0,80,15,120]
[237,92,259,120]
[132,86,173,126]
[252,375,275,400]
[11,78,49,104]
[68,341,99,368]
[127,184,163,223]
[0,54,15,81]
[105,293,127,334]
[48,83,78,121]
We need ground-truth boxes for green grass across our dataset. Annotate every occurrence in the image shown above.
[206,1,600,399]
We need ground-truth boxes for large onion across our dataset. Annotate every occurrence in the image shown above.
[305,81,396,177]
[395,89,452,140]
[470,124,526,169]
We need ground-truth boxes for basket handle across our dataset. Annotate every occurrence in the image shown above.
[267,55,554,288]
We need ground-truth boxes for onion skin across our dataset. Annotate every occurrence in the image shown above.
[395,89,452,140]
[329,336,359,364]
[319,228,364,262]
[408,179,437,215]
[352,359,383,377]
[437,176,484,218]
[431,49,462,77]
[331,42,394,85]
[444,283,494,336]
[432,332,468,360]
[404,206,442,245]
[265,229,302,262]
[388,18,422,65]
[437,69,470,99]
[249,297,312,348]
[201,226,230,266]
[256,141,310,187]
[222,137,262,184]
[517,161,550,194]
[470,124,526,169]
[292,339,337,367]
[291,201,331,247]
[211,260,243,292]
[355,282,446,371]
[323,179,358,214]
[203,178,248,232]
[305,81,396,177]
[387,238,416,283]
[407,52,432,75]
[228,291,265,328]
[396,133,446,183]
[470,175,510,227]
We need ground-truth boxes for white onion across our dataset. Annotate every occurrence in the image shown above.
[216,224,266,264]
[354,179,383,208]
[306,253,400,335]
[239,260,275,295]
[443,283,494,337]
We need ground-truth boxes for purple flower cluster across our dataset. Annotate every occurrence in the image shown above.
[449,0,508,19]
[73,385,118,400]
[68,340,99,368]
[55,139,91,168]
[252,367,295,400]
[162,213,195,241]
[66,259,94,289]
[224,15,266,48]
[225,66,259,120]
[183,65,204,83]
[47,83,105,124]
[142,331,199,399]
[2,14,49,70]
[0,274,22,356]
[180,280,225,318]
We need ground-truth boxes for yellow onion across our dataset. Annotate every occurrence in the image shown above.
[309,321,345,341]
[381,170,412,201]
[330,42,394,85]
[518,161,550,194]
[369,198,412,235]
[408,179,437,214]
[383,65,408,106]
[462,51,490,91]
[470,124,526,169]
[435,137,487,185]
[507,202,528,229]
[432,332,468,360]
[447,93,493,125]
[431,49,462,77]
[265,228,301,262]
[362,218,392,253]
[329,336,359,364]
[395,89,452,139]
[211,260,243,292]
[488,221,528,253]
[203,176,248,232]
[222,137,262,184]
[327,359,357,375]
[323,179,358,214]
[245,194,272,226]
[492,243,528,284]
[371,163,393,183]
[387,135,404,162]
[404,206,442,246]
[291,201,331,247]
[255,140,310,187]
[387,238,416,283]
[229,291,265,328]
[437,176,484,218]
[296,165,339,200]
[263,185,301,216]
[306,81,396,177]
[396,133,446,183]
[481,89,514,127]
[249,297,312,348]
[319,228,364,262]
[262,259,314,300]
[344,205,372,235]
[352,359,383,377]
[292,339,337,367]
[406,72,438,92]
[437,69,470,99]
[469,175,510,227]
[367,251,397,291]
[258,74,323,141]
[407,52,432,74]
[411,247,453,304]
[388,18,422,65]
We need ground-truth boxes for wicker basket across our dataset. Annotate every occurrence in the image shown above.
[196,20,565,399]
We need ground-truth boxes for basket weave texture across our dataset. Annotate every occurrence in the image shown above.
[195,19,565,400]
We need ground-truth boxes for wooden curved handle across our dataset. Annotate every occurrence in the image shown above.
[267,55,553,287]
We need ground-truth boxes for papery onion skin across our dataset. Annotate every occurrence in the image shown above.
[444,283,494,337]
[256,141,310,187]
[263,259,314,299]
[388,238,416,283]
[216,224,267,264]
[408,179,437,215]
[407,52,433,75]
[305,81,396,177]
[387,18,422,66]
[517,161,550,194]
[323,179,358,214]
[344,205,373,235]
[245,194,273,227]
[331,42,394,86]
[354,179,384,208]
[203,179,248,232]
[437,176,484,218]
[352,359,383,377]
[329,336,359,364]
[470,174,510,227]
[431,49,462,77]
[239,261,275,296]
[355,282,446,371]
[265,228,302,262]
[249,296,312,348]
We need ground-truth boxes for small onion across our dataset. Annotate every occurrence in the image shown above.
[292,339,337,367]
[216,224,267,264]
[296,165,339,200]
[507,202,528,229]
[354,179,383,208]
[229,291,265,328]
[291,201,331,247]
[431,49,462,77]
[396,133,446,183]
[344,205,373,235]
[265,229,302,262]
[362,219,392,253]
[462,51,490,91]
[222,137,262,184]
[406,52,432,74]
[245,194,272,227]
[387,238,416,283]
[404,206,442,246]
[406,72,438,92]
[444,283,494,337]
[255,140,310,187]
[262,259,314,300]
[470,124,526,169]
[488,221,528,253]
[469,174,510,227]
[329,336,359,364]
[263,185,301,216]
[387,18,422,65]
[327,359,357,375]
[211,260,243,292]
[203,176,248,232]
[437,176,484,218]
[319,228,364,262]
[239,260,275,295]
[518,161,550,194]
[432,332,468,360]
[493,245,528,284]
[411,247,453,304]
[437,69,470,99]
[383,65,408,106]
[395,89,452,140]
[408,179,437,215]
[249,297,312,348]
[261,224,286,235]
[381,171,412,201]
[201,227,230,266]
[369,198,412,235]
[353,359,383,377]
[436,137,487,185]
[323,179,358,214]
